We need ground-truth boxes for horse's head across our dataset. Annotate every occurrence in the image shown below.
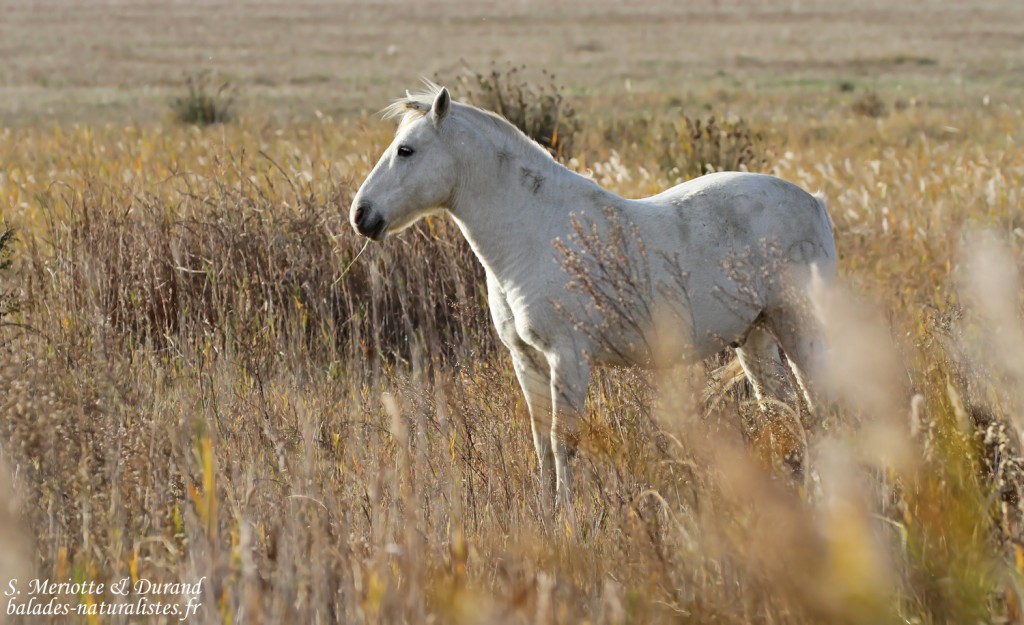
[351,87,458,241]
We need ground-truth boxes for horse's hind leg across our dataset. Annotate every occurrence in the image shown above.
[766,309,828,416]
[737,324,807,476]
[735,326,793,405]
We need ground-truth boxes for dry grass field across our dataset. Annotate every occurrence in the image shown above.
[3,1,1024,624]
[2,0,1023,123]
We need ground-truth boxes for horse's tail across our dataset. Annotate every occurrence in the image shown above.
[811,192,837,283]
[813,192,833,235]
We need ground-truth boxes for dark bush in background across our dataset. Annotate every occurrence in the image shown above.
[170,71,237,126]
[452,63,581,161]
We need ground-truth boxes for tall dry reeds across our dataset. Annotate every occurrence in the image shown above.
[1,99,1023,623]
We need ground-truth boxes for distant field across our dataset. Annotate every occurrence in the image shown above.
[1,0,1023,123]
[3,2,1024,624]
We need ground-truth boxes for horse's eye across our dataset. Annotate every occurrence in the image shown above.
[397,145,415,158]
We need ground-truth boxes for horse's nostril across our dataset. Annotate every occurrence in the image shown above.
[352,202,385,240]
[353,201,372,227]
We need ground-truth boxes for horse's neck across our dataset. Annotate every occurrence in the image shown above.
[449,143,623,290]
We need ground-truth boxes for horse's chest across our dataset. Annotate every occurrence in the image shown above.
[486,277,559,354]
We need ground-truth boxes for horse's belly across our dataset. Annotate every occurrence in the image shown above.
[587,292,743,368]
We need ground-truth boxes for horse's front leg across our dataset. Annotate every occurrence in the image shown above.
[548,349,590,504]
[510,353,556,503]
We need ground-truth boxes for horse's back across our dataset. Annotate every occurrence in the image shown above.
[640,171,835,276]
[646,171,818,218]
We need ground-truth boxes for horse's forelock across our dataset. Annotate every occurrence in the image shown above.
[380,80,444,126]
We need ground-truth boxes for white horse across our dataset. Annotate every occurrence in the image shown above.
[351,83,836,503]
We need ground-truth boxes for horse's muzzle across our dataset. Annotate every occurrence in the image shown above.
[352,201,386,241]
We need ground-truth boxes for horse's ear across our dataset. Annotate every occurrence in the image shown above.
[430,87,451,127]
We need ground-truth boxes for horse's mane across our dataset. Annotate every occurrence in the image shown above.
[381,80,555,163]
